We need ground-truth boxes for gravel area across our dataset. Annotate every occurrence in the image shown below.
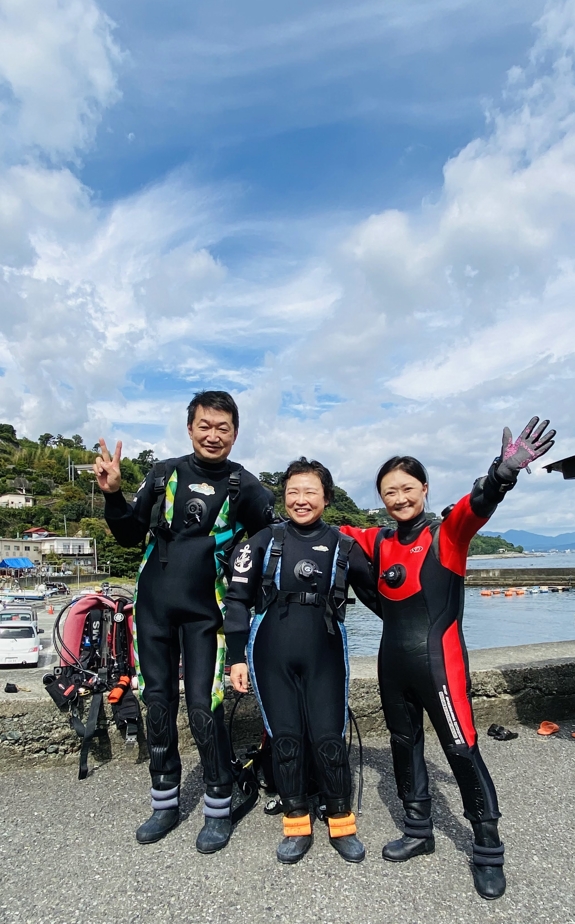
[1,724,574,924]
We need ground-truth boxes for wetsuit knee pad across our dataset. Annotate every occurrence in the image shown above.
[188,706,219,783]
[390,734,414,799]
[146,698,177,772]
[271,734,306,800]
[444,744,500,822]
[312,735,351,801]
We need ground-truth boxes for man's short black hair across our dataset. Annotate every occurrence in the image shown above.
[187,391,239,431]
[281,457,335,505]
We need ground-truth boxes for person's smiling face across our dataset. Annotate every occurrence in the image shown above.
[187,405,237,463]
[379,469,427,522]
[284,472,326,526]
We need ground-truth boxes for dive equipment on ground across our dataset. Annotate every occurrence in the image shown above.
[43,588,140,779]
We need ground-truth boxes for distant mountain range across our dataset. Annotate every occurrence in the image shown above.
[480,530,575,551]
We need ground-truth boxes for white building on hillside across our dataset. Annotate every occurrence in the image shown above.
[0,493,35,508]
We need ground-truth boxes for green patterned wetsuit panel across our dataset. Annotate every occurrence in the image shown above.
[210,494,244,711]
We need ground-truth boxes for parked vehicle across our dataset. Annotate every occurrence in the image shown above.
[45,582,71,595]
[0,606,38,626]
[0,620,44,666]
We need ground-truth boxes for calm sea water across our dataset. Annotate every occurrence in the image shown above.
[346,550,575,655]
[467,552,575,569]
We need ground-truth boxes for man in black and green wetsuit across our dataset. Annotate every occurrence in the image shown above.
[95,391,274,851]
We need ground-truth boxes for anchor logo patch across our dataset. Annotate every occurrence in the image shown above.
[234,545,253,573]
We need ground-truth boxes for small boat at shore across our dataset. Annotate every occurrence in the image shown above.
[540,586,549,593]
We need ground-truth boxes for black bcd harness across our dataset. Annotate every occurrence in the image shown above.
[149,458,243,568]
[259,523,356,634]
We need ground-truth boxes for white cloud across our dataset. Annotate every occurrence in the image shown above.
[0,0,122,161]
[1,0,575,533]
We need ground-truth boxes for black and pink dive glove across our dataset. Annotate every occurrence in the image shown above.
[496,416,556,483]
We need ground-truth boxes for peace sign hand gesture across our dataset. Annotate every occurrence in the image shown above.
[93,438,123,493]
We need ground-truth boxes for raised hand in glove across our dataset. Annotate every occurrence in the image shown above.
[496,417,556,483]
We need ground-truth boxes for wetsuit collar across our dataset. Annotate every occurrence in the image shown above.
[396,508,428,544]
[287,518,329,540]
[190,452,230,474]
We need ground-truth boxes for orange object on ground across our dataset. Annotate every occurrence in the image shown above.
[327,813,357,838]
[537,721,560,736]
[47,605,54,615]
[107,675,131,703]
[283,814,312,837]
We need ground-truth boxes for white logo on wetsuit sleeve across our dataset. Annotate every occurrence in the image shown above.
[234,545,252,573]
[312,545,329,552]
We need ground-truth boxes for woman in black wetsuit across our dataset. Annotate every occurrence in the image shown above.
[224,458,377,864]
[341,417,555,900]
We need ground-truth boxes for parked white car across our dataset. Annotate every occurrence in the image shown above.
[0,621,43,666]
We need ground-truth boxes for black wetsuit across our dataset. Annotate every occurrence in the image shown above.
[104,453,274,794]
[224,519,377,815]
[342,469,511,823]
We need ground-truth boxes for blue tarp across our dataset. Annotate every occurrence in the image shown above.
[0,557,35,569]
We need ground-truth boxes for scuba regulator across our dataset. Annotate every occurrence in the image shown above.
[381,563,407,588]
[184,496,208,526]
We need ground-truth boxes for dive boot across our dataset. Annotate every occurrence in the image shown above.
[328,813,365,863]
[136,782,180,844]
[196,793,232,854]
[277,813,313,864]
[382,801,435,862]
[471,821,506,900]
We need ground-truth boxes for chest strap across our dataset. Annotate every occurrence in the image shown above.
[149,460,174,564]
[260,525,355,634]
[261,522,287,602]
[150,461,243,565]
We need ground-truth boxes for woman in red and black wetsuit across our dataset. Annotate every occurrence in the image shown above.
[341,417,555,900]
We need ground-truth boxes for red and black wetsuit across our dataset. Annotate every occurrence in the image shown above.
[341,470,510,823]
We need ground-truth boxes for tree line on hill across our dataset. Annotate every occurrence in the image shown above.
[0,425,522,577]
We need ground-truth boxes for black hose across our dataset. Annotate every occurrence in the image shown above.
[348,707,364,815]
[228,692,243,763]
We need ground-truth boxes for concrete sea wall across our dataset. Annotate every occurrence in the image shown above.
[465,567,575,586]
[1,640,574,769]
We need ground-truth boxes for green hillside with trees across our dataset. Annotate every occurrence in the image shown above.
[0,426,522,577]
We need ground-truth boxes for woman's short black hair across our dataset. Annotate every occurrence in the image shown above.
[187,390,239,431]
[376,455,428,495]
[282,457,335,505]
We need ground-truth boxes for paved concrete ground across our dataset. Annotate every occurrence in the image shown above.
[1,725,574,924]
